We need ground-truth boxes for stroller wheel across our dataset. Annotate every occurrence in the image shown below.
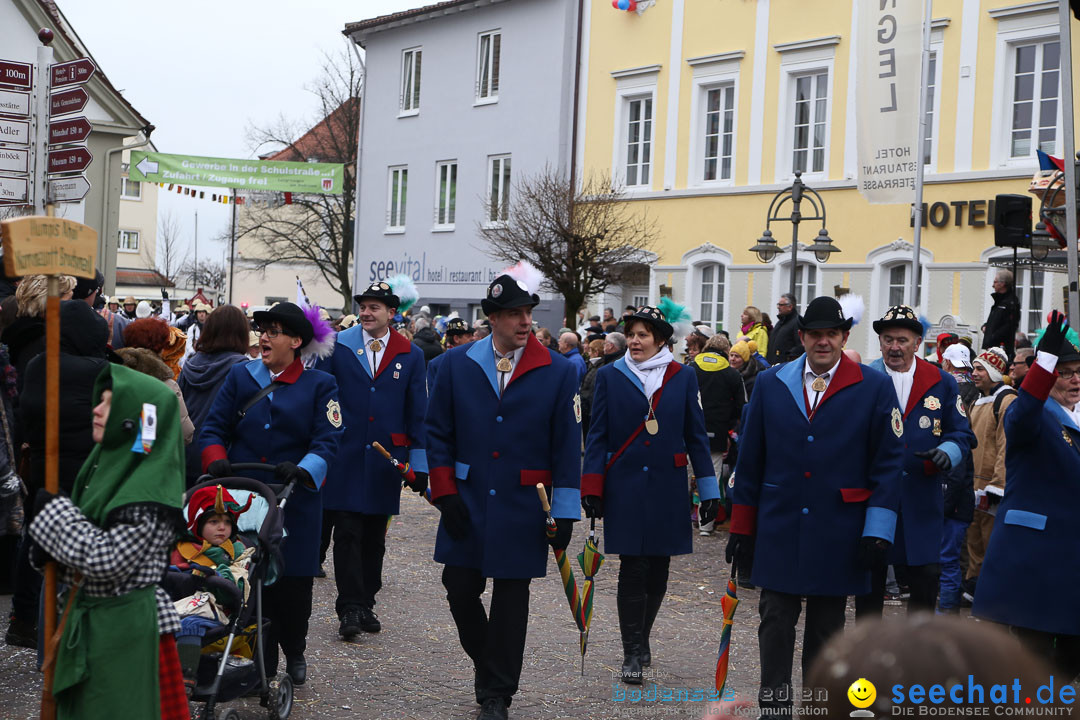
[267,673,294,720]
[218,710,241,720]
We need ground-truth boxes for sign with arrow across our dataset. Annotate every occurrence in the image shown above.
[0,60,31,90]
[48,116,90,145]
[47,175,90,203]
[0,117,29,145]
[51,58,96,88]
[47,147,92,174]
[0,88,30,118]
[0,147,28,173]
[49,87,87,117]
[135,155,158,176]
[0,175,28,205]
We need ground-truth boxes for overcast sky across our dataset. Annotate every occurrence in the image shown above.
[60,0,423,274]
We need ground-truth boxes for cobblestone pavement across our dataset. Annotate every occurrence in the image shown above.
[1,494,899,719]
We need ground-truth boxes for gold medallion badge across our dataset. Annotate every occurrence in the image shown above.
[923,396,941,411]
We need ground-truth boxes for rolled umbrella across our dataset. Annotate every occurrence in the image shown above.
[714,561,741,695]
[372,441,432,504]
[536,484,586,635]
[576,518,605,674]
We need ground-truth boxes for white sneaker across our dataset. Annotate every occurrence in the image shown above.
[699,520,714,536]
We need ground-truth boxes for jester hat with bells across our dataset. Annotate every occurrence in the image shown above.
[186,484,253,542]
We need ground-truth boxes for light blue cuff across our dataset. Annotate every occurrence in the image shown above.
[454,461,470,480]
[551,486,581,520]
[696,475,720,501]
[298,453,328,492]
[938,441,962,470]
[863,506,897,543]
[409,448,428,474]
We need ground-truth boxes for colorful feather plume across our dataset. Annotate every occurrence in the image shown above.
[504,261,545,295]
[301,304,336,360]
[838,294,865,327]
[387,274,420,313]
[658,296,694,343]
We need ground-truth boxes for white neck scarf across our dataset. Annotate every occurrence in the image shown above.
[624,347,674,400]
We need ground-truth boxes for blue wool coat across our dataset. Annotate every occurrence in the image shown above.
[974,362,1080,635]
[319,327,428,515]
[200,358,343,576]
[582,359,718,556]
[868,357,976,566]
[732,354,903,596]
[425,334,582,579]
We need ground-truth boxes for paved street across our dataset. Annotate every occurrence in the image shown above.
[0,493,894,719]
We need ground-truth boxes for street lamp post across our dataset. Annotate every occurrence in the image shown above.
[750,171,839,302]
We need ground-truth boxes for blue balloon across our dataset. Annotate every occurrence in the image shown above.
[617,0,630,9]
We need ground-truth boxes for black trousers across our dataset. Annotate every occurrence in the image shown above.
[1011,625,1080,683]
[854,561,940,618]
[758,589,846,717]
[11,531,41,623]
[261,576,313,676]
[617,555,670,601]
[319,510,334,566]
[442,565,531,705]
[327,510,387,616]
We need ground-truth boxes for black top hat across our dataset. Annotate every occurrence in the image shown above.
[872,305,924,336]
[626,306,674,341]
[797,296,853,332]
[1059,339,1080,364]
[354,281,400,309]
[252,302,313,347]
[446,317,471,335]
[481,274,539,315]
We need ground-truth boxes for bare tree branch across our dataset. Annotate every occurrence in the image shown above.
[144,208,188,286]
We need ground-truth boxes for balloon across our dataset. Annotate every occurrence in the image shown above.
[617,0,629,9]
[628,0,637,8]
[612,0,620,6]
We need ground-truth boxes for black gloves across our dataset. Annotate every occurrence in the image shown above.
[435,494,471,541]
[914,448,952,471]
[405,471,428,496]
[699,499,719,526]
[1038,310,1070,356]
[581,495,604,519]
[275,461,314,489]
[33,488,59,517]
[207,459,232,479]
[857,536,891,570]
[548,518,574,551]
[161,288,169,301]
[725,533,754,570]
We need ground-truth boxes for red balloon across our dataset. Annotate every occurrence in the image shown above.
[628,0,637,9]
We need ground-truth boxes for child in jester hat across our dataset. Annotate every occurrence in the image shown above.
[171,484,253,688]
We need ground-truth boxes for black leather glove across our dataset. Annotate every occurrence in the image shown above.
[1038,310,1070,356]
[435,493,471,541]
[161,288,169,301]
[914,448,952,471]
[724,533,754,570]
[548,517,574,551]
[857,536,891,571]
[581,495,604,519]
[275,461,314,489]
[699,498,719,526]
[405,471,428,495]
[207,459,232,478]
[33,487,59,517]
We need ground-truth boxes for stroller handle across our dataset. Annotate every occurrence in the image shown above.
[187,466,292,506]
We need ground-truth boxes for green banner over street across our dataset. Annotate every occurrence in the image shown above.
[128,151,345,195]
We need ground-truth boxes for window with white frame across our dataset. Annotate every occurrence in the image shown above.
[1017,268,1047,335]
[632,295,649,309]
[488,155,511,224]
[790,263,818,308]
[792,72,828,175]
[435,161,457,229]
[1009,39,1060,158]
[624,96,653,187]
[698,263,726,330]
[118,230,139,252]
[400,47,422,114]
[387,166,407,230]
[121,176,141,199]
[703,85,735,182]
[477,31,500,101]
[923,52,938,166]
[887,264,909,307]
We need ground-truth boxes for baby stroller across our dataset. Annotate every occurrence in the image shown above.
[164,464,298,720]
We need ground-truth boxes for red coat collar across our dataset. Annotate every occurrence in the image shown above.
[375,327,411,379]
[506,333,552,387]
[808,352,864,415]
[904,356,943,418]
[277,357,305,384]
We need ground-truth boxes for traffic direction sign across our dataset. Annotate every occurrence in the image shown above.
[47,176,90,203]
[0,147,28,174]
[48,116,91,145]
[51,58,96,88]
[49,88,87,117]
[0,175,28,205]
[0,117,29,145]
[0,89,30,118]
[0,60,31,90]
[47,147,92,174]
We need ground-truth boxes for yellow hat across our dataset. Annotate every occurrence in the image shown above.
[123,296,136,305]
[193,301,212,313]
[249,330,260,346]
[339,314,357,329]
[731,340,757,363]
[175,303,190,313]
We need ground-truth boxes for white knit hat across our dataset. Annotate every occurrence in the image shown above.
[135,300,153,319]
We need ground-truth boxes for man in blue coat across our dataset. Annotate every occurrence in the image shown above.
[320,279,428,638]
[859,305,975,616]
[426,316,474,391]
[974,312,1080,679]
[727,296,903,718]
[200,301,342,685]
[426,269,580,720]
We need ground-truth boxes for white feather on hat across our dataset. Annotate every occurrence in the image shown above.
[504,261,544,295]
[838,294,865,327]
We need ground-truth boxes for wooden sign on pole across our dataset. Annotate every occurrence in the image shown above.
[0,215,96,279]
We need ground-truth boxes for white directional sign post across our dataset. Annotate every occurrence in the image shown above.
[41,50,96,206]
[0,61,32,207]
[0,88,30,117]
[47,175,89,203]
[0,147,29,174]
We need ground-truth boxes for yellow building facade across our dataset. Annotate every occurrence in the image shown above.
[578,0,1080,356]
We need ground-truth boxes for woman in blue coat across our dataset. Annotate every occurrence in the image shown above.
[200,301,342,686]
[581,301,719,685]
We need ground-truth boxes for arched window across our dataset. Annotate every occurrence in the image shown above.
[698,262,726,330]
[790,262,818,308]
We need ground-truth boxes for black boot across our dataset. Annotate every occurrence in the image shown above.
[617,591,645,685]
[640,592,664,668]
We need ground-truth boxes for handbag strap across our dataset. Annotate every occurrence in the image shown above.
[237,381,285,420]
[603,381,669,477]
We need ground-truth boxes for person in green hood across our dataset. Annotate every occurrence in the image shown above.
[29,363,190,720]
